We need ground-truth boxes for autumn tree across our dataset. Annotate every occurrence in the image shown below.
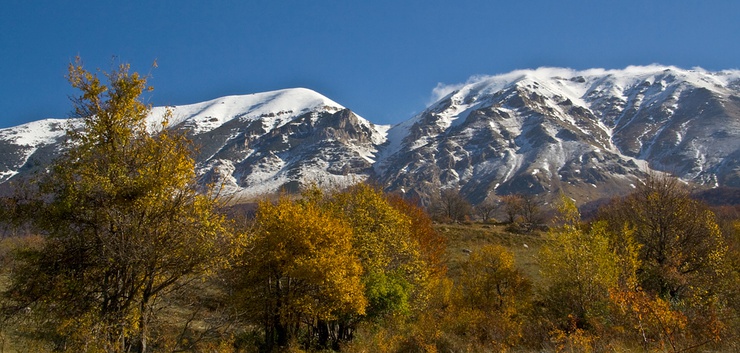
[229,185,439,350]
[456,245,531,349]
[603,175,726,302]
[386,193,447,278]
[501,194,523,224]
[539,197,620,334]
[597,174,732,346]
[325,185,435,331]
[473,196,497,223]
[230,196,366,350]
[519,193,543,226]
[4,59,233,353]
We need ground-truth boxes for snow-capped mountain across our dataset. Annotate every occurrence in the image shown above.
[0,118,71,182]
[0,88,388,200]
[1,66,739,205]
[375,66,740,204]
[172,89,388,199]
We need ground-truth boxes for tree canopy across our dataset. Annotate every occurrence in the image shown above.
[4,59,234,353]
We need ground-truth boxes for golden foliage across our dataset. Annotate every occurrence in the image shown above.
[325,184,433,317]
[540,197,620,331]
[4,58,234,352]
[231,195,366,349]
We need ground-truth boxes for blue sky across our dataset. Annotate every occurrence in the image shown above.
[1,1,738,128]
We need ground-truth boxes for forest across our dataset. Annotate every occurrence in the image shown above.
[0,61,738,353]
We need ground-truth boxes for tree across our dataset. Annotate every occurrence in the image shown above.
[597,174,732,346]
[457,245,531,348]
[386,193,447,277]
[519,193,543,226]
[231,196,366,350]
[4,59,233,352]
[433,188,472,223]
[326,184,433,319]
[229,184,437,350]
[501,194,523,224]
[598,174,727,302]
[473,196,497,223]
[539,197,620,332]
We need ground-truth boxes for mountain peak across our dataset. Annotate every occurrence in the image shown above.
[377,65,740,204]
[149,87,346,134]
[2,66,739,204]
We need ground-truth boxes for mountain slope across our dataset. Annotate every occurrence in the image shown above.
[149,88,387,199]
[1,66,738,205]
[0,88,389,199]
[375,66,740,204]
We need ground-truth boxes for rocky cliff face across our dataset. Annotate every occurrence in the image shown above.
[1,66,738,205]
[374,66,740,204]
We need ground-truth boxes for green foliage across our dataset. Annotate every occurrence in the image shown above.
[3,58,233,353]
[325,184,432,319]
[364,271,411,319]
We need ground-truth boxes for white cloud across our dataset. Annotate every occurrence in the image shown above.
[428,81,466,105]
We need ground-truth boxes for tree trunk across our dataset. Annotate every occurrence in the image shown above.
[276,321,289,348]
[317,319,329,348]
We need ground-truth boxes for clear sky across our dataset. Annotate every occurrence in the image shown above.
[1,1,738,128]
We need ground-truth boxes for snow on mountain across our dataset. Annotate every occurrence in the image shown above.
[149,88,347,134]
[0,118,72,182]
[156,88,388,200]
[376,65,740,204]
[1,66,739,205]
[0,88,389,196]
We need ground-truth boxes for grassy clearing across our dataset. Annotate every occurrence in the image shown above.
[435,223,544,283]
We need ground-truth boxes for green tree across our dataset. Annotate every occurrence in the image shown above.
[4,59,233,353]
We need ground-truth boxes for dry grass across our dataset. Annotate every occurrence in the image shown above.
[434,223,544,283]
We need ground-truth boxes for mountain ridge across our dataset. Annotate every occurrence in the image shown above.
[2,65,739,205]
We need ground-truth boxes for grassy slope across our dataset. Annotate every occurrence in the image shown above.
[435,223,544,284]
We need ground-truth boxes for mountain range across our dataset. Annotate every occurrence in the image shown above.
[1,65,739,205]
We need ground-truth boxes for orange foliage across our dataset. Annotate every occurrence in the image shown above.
[386,193,447,277]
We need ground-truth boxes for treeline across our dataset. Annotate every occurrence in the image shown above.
[0,61,738,352]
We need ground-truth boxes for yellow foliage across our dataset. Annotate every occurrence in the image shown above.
[540,197,620,331]
[609,288,688,352]
[325,184,433,316]
[233,195,366,348]
[5,59,235,352]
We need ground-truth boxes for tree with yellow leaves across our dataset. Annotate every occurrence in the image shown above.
[598,174,732,348]
[599,175,727,302]
[230,196,367,351]
[456,244,531,349]
[4,59,233,353]
[539,197,620,338]
[326,184,432,321]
